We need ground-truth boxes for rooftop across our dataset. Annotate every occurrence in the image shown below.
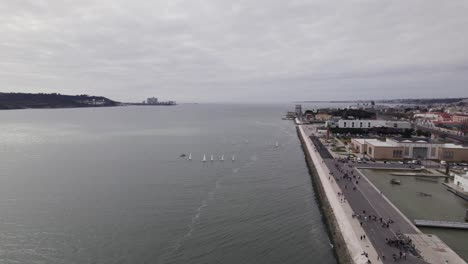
[391,137,431,143]
[354,138,398,147]
[442,143,467,149]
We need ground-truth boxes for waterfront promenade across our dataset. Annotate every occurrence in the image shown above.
[298,125,466,264]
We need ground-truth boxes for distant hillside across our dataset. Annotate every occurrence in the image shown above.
[376,97,467,105]
[0,93,119,110]
[296,97,467,105]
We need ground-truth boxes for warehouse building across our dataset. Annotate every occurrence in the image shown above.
[326,119,411,129]
[350,137,468,162]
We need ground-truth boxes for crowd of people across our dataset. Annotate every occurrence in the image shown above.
[309,131,422,263]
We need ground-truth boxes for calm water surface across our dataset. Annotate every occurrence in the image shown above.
[362,169,468,261]
[0,104,336,264]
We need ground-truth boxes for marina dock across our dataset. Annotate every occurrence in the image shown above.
[414,220,468,230]
[297,124,466,264]
[442,182,468,201]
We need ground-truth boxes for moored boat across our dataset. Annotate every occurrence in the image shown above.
[390,179,401,185]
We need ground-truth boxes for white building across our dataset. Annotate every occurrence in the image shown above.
[454,172,468,192]
[350,137,468,161]
[326,119,411,130]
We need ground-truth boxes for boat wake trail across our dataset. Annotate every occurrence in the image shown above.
[160,149,266,263]
[159,177,223,263]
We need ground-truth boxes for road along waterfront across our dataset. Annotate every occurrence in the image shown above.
[297,124,466,264]
[361,168,468,261]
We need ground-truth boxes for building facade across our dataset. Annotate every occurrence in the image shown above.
[327,119,411,130]
[147,97,158,104]
[315,113,332,121]
[350,137,468,161]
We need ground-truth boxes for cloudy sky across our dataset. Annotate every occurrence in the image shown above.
[1,0,468,102]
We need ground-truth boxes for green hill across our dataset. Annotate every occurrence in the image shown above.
[0,93,119,110]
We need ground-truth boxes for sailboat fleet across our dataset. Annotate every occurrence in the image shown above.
[183,140,280,162]
[197,153,234,162]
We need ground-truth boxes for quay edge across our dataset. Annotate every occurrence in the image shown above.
[296,126,353,264]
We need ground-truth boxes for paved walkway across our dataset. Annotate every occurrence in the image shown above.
[299,125,466,264]
[299,126,377,263]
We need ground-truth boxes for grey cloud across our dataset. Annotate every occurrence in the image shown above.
[0,0,468,102]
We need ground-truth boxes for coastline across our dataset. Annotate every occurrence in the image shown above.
[296,123,467,264]
[296,125,378,264]
[296,126,353,264]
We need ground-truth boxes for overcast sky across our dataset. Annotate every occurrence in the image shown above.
[1,0,468,102]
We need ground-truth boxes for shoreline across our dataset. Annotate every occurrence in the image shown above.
[297,124,467,264]
[296,125,375,264]
[296,126,353,264]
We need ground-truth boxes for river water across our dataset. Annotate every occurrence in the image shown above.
[361,169,468,261]
[0,104,336,264]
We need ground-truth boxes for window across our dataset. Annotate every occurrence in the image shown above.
[392,150,403,158]
[368,147,372,155]
[360,122,363,128]
[443,151,454,159]
[431,147,436,157]
[393,123,398,128]
[344,122,347,128]
[404,147,409,156]
[352,122,355,128]
[368,122,371,128]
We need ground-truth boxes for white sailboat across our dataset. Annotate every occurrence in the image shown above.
[210,154,214,161]
[220,154,224,161]
[202,154,206,162]
[188,153,192,160]
[232,154,236,161]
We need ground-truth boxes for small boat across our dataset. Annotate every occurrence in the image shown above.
[180,154,186,157]
[275,141,279,147]
[210,154,214,161]
[220,155,224,161]
[232,154,236,161]
[390,179,401,185]
[417,192,432,197]
[202,154,206,162]
[188,153,192,160]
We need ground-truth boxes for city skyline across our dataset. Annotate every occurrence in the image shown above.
[1,0,468,102]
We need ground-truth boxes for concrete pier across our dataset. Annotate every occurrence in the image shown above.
[297,126,373,264]
[414,220,468,230]
[297,124,466,264]
[442,182,468,201]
